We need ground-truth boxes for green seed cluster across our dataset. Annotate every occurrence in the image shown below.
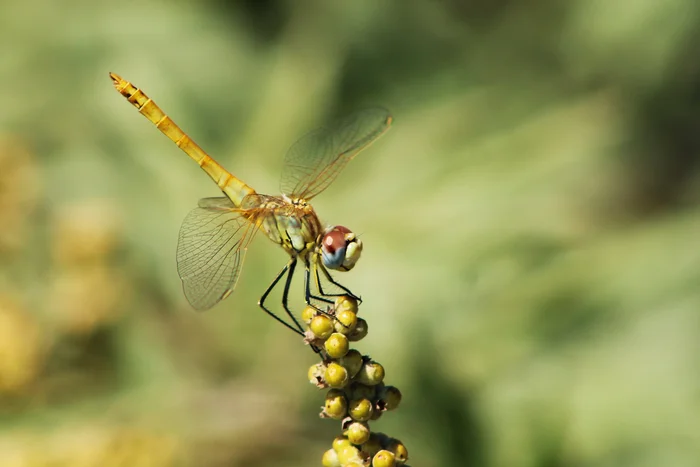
[322,433,409,467]
[304,296,409,467]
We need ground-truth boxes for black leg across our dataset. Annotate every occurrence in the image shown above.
[281,257,305,333]
[316,261,361,302]
[258,257,304,336]
[304,261,334,311]
[310,262,353,333]
[314,263,343,297]
[294,259,324,354]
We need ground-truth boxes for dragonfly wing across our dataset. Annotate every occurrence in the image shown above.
[280,107,392,200]
[176,196,256,311]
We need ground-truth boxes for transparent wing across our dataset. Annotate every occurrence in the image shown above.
[176,196,258,311]
[280,107,392,200]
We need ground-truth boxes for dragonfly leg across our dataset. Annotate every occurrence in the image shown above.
[280,258,322,354]
[280,257,305,334]
[304,261,335,316]
[308,263,353,333]
[316,262,362,303]
[258,258,304,336]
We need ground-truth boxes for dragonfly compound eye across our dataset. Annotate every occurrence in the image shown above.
[321,226,362,271]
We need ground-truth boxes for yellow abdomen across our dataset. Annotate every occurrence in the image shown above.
[110,73,255,207]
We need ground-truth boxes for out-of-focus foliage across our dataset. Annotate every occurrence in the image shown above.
[1,0,699,465]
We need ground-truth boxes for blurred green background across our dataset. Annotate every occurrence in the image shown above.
[1,0,700,465]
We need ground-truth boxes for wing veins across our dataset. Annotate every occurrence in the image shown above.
[176,197,260,310]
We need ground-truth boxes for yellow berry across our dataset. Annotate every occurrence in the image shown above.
[372,450,396,467]
[324,362,349,388]
[308,362,326,386]
[322,448,340,467]
[324,332,349,359]
[324,389,348,419]
[310,314,334,339]
[345,421,371,445]
[332,436,353,453]
[301,305,317,324]
[385,438,408,464]
[335,295,358,315]
[348,398,374,422]
[334,309,358,334]
[336,444,362,465]
[356,361,385,386]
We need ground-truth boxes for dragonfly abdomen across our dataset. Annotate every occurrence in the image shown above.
[109,73,255,207]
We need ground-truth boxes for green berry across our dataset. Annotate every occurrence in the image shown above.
[348,317,368,341]
[339,350,363,378]
[349,382,376,400]
[378,385,402,411]
[361,433,383,457]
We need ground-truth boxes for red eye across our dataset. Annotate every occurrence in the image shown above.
[334,225,352,235]
[321,225,361,271]
[323,227,347,254]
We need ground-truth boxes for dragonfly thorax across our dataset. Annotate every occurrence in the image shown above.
[282,194,311,208]
[260,196,323,258]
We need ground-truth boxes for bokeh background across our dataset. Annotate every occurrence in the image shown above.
[1,0,700,466]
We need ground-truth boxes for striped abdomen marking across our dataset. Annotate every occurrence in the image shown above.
[109,72,255,207]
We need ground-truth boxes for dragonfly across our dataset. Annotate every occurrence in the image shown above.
[109,73,392,336]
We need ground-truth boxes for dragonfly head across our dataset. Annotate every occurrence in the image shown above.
[320,225,363,272]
